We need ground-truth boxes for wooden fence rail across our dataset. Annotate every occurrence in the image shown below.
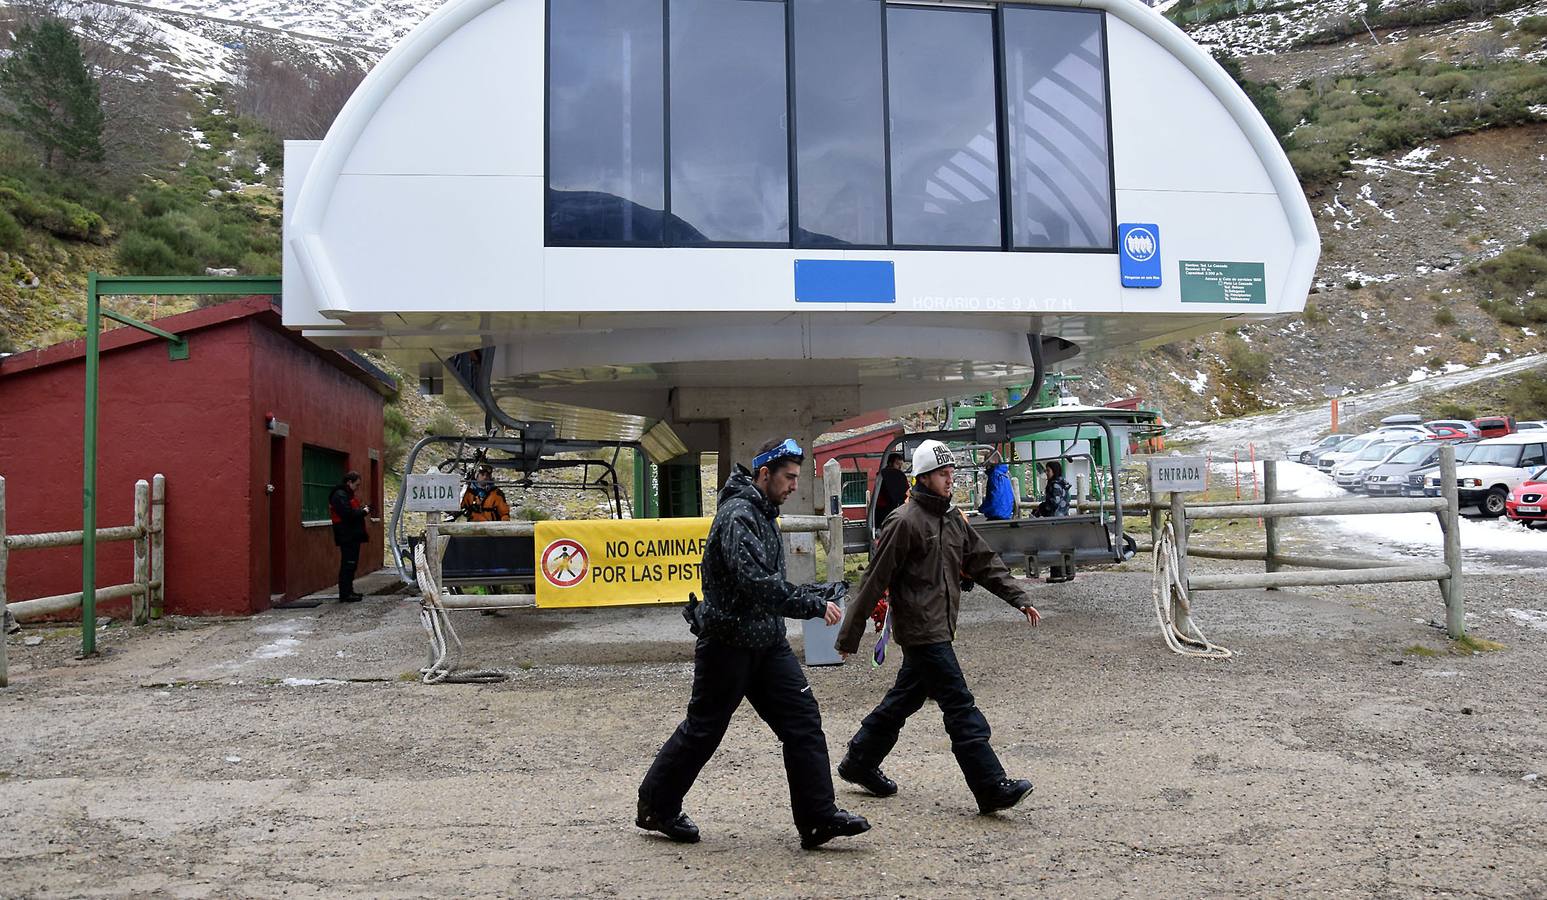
[1,474,166,686]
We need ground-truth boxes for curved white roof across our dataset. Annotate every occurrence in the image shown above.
[284,0,1317,437]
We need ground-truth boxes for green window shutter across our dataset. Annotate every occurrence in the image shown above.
[840,471,868,506]
[301,445,348,522]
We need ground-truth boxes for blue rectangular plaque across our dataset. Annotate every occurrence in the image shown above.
[1118,223,1162,289]
[794,259,896,304]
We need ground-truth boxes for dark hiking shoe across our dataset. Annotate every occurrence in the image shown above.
[838,756,898,797]
[636,801,700,843]
[800,809,871,850]
[975,778,1034,814]
[339,594,364,603]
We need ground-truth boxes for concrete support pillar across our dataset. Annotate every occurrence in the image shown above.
[674,386,862,588]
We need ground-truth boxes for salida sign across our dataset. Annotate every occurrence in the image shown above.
[533,518,713,608]
[404,472,462,511]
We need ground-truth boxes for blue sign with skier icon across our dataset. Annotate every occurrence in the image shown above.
[1118,223,1162,288]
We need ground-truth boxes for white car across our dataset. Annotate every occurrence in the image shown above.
[1516,420,1547,432]
[1317,432,1394,474]
[1424,433,1547,516]
[1286,433,1351,464]
[1332,439,1421,489]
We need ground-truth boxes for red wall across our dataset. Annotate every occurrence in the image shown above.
[0,321,253,617]
[815,426,904,521]
[0,307,386,616]
[246,324,385,606]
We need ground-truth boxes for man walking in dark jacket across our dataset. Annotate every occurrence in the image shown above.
[329,471,370,602]
[835,440,1041,814]
[873,452,909,527]
[637,438,870,850]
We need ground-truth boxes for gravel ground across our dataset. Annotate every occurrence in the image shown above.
[2,562,1545,898]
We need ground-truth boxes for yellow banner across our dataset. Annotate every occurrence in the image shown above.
[533,517,714,608]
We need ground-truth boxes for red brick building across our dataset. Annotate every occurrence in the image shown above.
[815,422,906,521]
[0,297,394,616]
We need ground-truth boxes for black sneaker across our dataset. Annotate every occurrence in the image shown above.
[800,809,871,850]
[975,778,1033,814]
[339,593,363,603]
[837,756,898,798]
[636,800,700,843]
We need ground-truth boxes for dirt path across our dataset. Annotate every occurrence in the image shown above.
[2,567,1545,897]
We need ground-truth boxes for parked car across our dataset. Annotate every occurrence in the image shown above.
[1286,433,1351,464]
[1472,415,1516,438]
[1515,420,1547,432]
[1375,424,1434,437]
[1316,433,1384,473]
[1426,419,1481,439]
[1333,439,1422,490]
[1425,425,1471,441]
[1362,441,1451,496]
[1405,442,1480,496]
[1424,433,1547,516]
[1380,414,1424,427]
[1505,466,1547,526]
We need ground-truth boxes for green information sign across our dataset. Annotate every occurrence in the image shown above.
[1179,260,1267,304]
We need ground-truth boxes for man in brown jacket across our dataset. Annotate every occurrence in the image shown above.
[835,439,1041,814]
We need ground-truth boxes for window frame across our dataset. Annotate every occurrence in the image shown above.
[543,0,1118,254]
[301,444,348,526]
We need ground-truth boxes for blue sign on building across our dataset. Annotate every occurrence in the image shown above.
[1118,223,1162,288]
[794,260,896,304]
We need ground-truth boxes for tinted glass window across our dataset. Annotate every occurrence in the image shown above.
[1002,7,1112,249]
[1523,444,1547,467]
[791,0,886,246]
[886,6,1001,247]
[547,0,666,242]
[668,0,789,243]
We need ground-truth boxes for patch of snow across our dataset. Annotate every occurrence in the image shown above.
[281,677,347,687]
[1412,346,1433,356]
[1503,608,1547,631]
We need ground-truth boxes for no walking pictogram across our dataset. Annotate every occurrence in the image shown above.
[540,539,589,588]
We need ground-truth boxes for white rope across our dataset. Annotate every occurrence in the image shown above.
[415,544,508,685]
[1152,520,1233,659]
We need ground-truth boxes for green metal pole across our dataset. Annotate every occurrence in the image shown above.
[82,274,100,656]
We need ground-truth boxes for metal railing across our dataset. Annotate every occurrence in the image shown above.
[1,474,166,686]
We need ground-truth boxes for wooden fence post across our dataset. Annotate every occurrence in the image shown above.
[150,474,165,619]
[822,459,844,584]
[1264,460,1280,590]
[1170,490,1191,636]
[1438,445,1465,639]
[1148,487,1162,549]
[132,480,150,625]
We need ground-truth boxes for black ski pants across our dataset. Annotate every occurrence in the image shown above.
[845,641,1006,792]
[337,541,361,599]
[639,636,838,831]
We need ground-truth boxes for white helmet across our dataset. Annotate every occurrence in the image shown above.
[912,440,956,476]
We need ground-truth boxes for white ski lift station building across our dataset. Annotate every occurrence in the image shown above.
[283,0,1318,510]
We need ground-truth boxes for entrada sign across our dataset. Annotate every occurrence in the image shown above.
[1148,457,1208,493]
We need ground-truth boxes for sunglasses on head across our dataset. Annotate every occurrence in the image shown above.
[753,438,804,471]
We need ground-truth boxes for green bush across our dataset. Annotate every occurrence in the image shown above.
[1434,401,1477,421]
[116,231,180,273]
[1434,307,1457,325]
[0,207,23,251]
[1505,373,1547,419]
[1223,334,1271,384]
[1518,14,1547,32]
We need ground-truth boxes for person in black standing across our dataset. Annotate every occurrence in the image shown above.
[329,471,370,602]
[637,438,871,850]
[872,452,909,528]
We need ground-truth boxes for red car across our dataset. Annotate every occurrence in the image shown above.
[1474,415,1516,439]
[1425,426,1470,441]
[1505,466,1547,526]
